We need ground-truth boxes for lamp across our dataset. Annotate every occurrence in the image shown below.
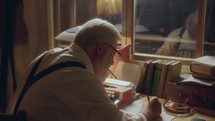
[97,0,122,16]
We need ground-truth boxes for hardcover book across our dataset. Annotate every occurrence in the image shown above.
[192,72,215,81]
[144,60,162,95]
[156,60,175,97]
[190,56,215,76]
[134,60,151,94]
[163,60,182,97]
[190,64,215,76]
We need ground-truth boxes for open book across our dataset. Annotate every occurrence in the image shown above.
[178,75,215,86]
[192,56,215,66]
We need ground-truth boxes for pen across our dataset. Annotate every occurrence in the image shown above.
[108,69,118,79]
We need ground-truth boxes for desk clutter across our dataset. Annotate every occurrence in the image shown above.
[104,78,134,108]
[106,58,215,120]
[135,59,182,98]
[190,56,215,81]
[107,60,183,103]
[167,56,215,110]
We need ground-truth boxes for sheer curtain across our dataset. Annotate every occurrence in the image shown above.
[0,0,30,112]
[49,0,76,47]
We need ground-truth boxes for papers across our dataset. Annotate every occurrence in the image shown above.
[120,97,175,121]
[179,75,215,86]
[104,78,134,87]
[114,61,142,86]
[192,56,215,66]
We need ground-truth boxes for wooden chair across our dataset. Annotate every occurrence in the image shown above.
[0,110,27,121]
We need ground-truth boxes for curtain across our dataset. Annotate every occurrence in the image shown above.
[0,0,29,112]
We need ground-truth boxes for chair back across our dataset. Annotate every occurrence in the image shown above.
[0,110,27,121]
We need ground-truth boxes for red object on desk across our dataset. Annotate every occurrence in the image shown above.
[105,85,133,108]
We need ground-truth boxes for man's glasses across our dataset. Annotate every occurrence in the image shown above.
[105,43,121,56]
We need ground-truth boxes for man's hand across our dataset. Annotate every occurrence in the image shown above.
[140,97,161,121]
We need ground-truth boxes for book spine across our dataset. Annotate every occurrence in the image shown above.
[190,64,215,76]
[157,61,169,97]
[192,72,215,81]
[144,60,160,95]
[136,64,149,93]
[151,62,162,96]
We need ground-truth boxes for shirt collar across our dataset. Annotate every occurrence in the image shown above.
[68,43,95,74]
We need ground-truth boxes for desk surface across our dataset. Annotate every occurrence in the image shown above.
[120,96,215,121]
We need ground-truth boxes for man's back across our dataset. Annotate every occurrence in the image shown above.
[6,46,121,121]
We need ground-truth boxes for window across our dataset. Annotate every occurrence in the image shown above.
[52,0,128,46]
[52,0,215,63]
[133,0,215,61]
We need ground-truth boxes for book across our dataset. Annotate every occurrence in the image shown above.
[134,60,151,94]
[190,56,215,76]
[192,72,215,81]
[151,60,164,96]
[162,60,182,97]
[190,64,215,76]
[156,60,175,97]
[144,59,162,95]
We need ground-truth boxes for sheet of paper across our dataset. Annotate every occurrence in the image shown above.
[120,97,175,121]
[114,61,142,86]
[105,78,134,87]
[193,56,215,66]
[179,75,215,86]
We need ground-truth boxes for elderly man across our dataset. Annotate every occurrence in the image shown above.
[6,18,161,121]
[156,11,198,58]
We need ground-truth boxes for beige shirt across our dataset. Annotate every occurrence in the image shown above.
[6,44,146,121]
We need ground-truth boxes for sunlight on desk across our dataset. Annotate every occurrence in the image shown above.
[120,96,215,121]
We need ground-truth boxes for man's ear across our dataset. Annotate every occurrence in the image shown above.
[95,42,106,56]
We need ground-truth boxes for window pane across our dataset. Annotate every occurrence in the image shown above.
[204,0,215,56]
[134,0,199,58]
[76,0,123,38]
[54,0,124,47]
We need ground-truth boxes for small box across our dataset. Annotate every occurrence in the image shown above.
[105,85,133,108]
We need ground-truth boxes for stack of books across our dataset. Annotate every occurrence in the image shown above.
[135,59,182,98]
[190,56,215,81]
[165,56,215,110]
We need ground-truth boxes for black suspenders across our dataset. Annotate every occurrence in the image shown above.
[14,51,86,114]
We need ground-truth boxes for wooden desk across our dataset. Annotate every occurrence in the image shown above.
[120,96,215,121]
[159,98,215,121]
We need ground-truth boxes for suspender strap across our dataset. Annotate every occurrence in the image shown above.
[33,61,85,84]
[14,51,85,114]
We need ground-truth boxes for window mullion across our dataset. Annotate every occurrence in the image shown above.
[196,0,207,57]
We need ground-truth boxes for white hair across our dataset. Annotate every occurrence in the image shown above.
[185,11,198,28]
[74,18,122,47]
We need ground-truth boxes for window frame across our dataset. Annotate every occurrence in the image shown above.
[51,0,208,65]
[126,0,207,65]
